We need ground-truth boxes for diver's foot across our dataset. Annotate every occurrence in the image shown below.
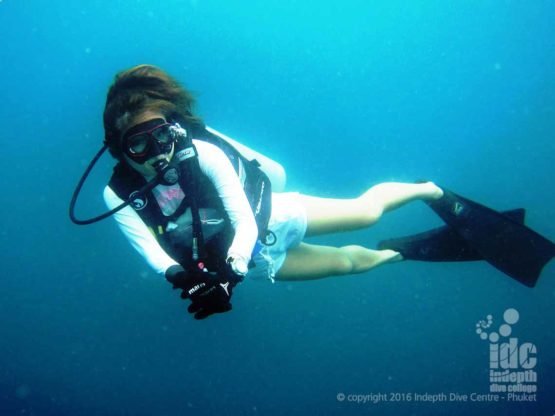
[419,181,444,200]
[384,249,404,263]
[342,246,403,273]
[368,248,404,267]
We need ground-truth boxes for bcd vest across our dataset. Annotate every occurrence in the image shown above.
[108,126,272,271]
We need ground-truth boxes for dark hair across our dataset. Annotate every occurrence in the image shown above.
[103,64,204,158]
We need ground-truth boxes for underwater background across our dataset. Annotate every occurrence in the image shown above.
[1,0,554,415]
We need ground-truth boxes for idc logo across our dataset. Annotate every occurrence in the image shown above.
[475,308,537,401]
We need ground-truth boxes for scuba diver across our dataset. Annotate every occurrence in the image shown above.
[70,64,554,320]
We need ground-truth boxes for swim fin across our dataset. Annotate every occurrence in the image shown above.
[378,209,526,262]
[378,188,555,287]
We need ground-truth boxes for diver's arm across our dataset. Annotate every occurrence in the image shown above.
[205,126,287,192]
[194,140,258,269]
[103,186,179,275]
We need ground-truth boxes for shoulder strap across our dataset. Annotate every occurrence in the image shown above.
[172,126,207,264]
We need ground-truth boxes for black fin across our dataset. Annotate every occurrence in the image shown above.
[378,209,526,262]
[427,189,554,287]
[379,187,555,288]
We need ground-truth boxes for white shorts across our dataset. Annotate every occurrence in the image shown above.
[246,192,307,282]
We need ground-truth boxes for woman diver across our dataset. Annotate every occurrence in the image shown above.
[81,63,447,320]
[94,65,443,318]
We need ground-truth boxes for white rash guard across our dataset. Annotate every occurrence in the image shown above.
[103,139,259,276]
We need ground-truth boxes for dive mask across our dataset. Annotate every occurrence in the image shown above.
[122,118,185,164]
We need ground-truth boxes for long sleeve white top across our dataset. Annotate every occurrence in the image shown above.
[103,139,258,275]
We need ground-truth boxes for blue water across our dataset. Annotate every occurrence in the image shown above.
[1,1,554,415]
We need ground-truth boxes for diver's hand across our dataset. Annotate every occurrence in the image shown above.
[226,253,249,276]
[165,265,235,320]
[183,273,236,320]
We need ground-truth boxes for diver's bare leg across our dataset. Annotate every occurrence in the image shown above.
[276,243,401,281]
[299,181,443,237]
